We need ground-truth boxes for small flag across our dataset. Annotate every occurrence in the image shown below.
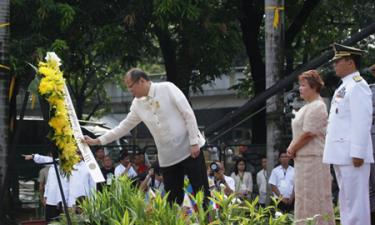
[182,193,193,215]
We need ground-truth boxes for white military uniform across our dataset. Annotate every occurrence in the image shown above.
[323,71,374,225]
[369,84,375,215]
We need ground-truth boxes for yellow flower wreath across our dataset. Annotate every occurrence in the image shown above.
[38,52,79,174]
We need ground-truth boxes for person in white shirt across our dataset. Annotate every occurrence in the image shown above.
[256,157,268,206]
[23,153,69,222]
[114,152,137,179]
[139,162,165,195]
[230,157,253,200]
[269,152,295,213]
[44,163,69,220]
[208,161,235,196]
[68,155,96,210]
[83,68,209,205]
[323,44,373,225]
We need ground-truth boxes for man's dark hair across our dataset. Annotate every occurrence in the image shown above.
[126,68,150,81]
[119,152,129,161]
[94,147,104,152]
[344,55,361,69]
[278,151,287,158]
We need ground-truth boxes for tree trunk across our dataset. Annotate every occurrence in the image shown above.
[238,0,266,144]
[75,95,85,120]
[156,26,193,98]
[265,0,284,203]
[0,0,9,219]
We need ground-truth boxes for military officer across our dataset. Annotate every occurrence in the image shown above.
[323,43,374,225]
[369,63,375,224]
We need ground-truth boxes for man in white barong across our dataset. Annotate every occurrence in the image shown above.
[83,68,209,206]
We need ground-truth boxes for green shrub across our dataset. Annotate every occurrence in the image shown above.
[52,177,340,225]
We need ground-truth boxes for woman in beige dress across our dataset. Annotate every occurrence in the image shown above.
[287,70,335,225]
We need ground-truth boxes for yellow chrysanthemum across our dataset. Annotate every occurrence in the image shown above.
[39,66,55,77]
[39,81,53,95]
[37,52,80,175]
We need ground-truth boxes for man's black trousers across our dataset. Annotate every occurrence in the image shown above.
[161,151,210,206]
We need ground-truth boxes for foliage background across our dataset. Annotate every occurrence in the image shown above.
[10,0,375,144]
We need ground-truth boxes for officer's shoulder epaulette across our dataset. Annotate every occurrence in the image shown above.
[353,75,363,82]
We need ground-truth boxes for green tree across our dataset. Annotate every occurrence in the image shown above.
[10,0,154,119]
[122,0,244,97]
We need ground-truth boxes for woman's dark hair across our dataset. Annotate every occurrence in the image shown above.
[233,157,247,175]
[126,68,150,82]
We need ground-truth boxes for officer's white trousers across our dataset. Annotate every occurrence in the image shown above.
[334,164,371,225]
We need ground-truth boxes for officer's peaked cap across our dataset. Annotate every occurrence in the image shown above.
[331,43,365,61]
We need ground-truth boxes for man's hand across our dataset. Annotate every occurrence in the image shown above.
[125,162,132,172]
[190,144,200,158]
[148,168,154,177]
[22,154,33,160]
[215,172,225,182]
[352,157,364,167]
[82,135,101,146]
[281,197,290,205]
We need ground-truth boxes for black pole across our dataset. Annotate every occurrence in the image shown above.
[51,158,72,225]
[39,96,72,225]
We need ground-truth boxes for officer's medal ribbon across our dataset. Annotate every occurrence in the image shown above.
[335,87,346,99]
[335,87,346,114]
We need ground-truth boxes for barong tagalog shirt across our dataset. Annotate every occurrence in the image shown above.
[99,82,205,167]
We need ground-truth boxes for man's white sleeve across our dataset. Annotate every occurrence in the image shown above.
[349,84,372,159]
[99,104,141,145]
[33,154,53,164]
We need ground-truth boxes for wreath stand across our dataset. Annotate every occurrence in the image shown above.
[14,90,73,225]
[38,94,73,225]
